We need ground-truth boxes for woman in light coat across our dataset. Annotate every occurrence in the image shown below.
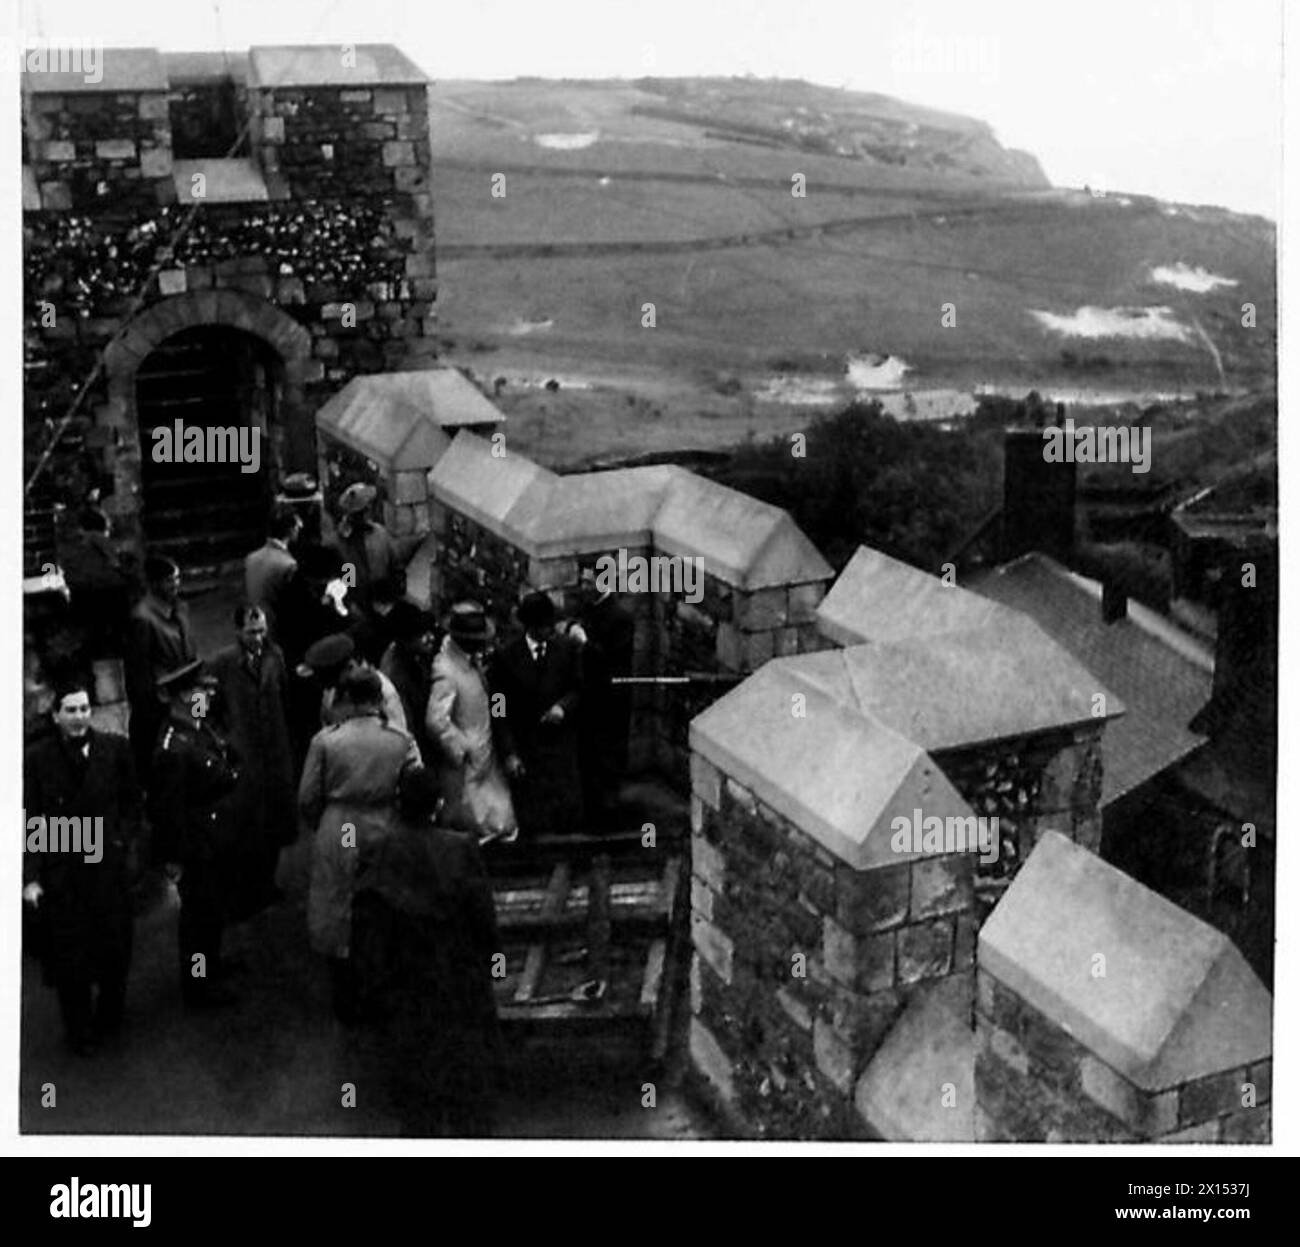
[298,668,416,1020]
[425,602,518,844]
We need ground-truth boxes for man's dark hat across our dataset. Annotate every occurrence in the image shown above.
[156,658,210,692]
[445,600,495,646]
[301,633,355,672]
[517,590,556,629]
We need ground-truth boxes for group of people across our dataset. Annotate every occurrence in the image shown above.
[22,482,635,1132]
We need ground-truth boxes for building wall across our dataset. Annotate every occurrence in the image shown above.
[23,73,436,554]
[687,755,978,1138]
[975,967,1271,1142]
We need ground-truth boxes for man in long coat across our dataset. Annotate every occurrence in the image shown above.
[491,591,584,838]
[149,660,242,1009]
[125,556,196,783]
[210,604,296,919]
[298,668,417,1022]
[23,676,143,1054]
[425,601,517,844]
[352,764,502,1134]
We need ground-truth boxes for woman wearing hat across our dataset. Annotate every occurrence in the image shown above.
[424,602,517,844]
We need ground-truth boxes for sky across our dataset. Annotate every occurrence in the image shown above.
[7,0,1285,217]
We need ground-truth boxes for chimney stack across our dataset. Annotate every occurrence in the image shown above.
[1001,427,1076,562]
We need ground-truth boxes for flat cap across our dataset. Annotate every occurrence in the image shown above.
[301,633,356,671]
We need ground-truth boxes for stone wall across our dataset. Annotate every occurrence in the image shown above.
[934,721,1105,895]
[688,755,977,1138]
[23,48,436,553]
[974,969,1271,1142]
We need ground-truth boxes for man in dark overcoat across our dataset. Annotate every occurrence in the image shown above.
[23,676,143,1055]
[210,604,297,919]
[490,591,584,838]
[352,764,502,1134]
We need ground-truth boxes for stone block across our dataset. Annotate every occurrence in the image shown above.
[823,917,894,993]
[157,269,186,296]
[982,1019,1030,1076]
[39,181,72,210]
[1179,1068,1250,1127]
[734,586,787,631]
[95,139,136,161]
[724,777,757,816]
[835,861,909,934]
[909,853,974,920]
[383,140,416,167]
[689,752,721,810]
[262,116,285,143]
[139,95,170,120]
[787,581,826,624]
[139,146,172,178]
[339,89,373,103]
[1219,1107,1270,1144]
[813,1015,855,1095]
[897,917,954,984]
[686,879,717,925]
[1161,1119,1219,1144]
[776,986,813,1032]
[774,626,800,657]
[1079,1054,1141,1129]
[692,912,734,986]
[689,1018,736,1105]
[373,88,410,115]
[690,794,705,835]
[743,628,775,668]
[954,913,976,971]
[715,622,742,670]
[43,140,75,162]
[1017,1000,1081,1079]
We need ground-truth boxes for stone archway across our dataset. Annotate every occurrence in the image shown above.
[97,290,314,554]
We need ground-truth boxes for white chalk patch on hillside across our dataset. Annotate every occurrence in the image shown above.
[846,353,912,389]
[534,132,599,150]
[502,317,554,336]
[1029,306,1193,343]
[755,376,842,407]
[1149,263,1238,293]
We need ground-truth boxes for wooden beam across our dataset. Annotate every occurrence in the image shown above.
[640,939,666,1010]
[512,862,570,1003]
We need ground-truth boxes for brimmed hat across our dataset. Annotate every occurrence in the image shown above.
[517,590,556,629]
[338,482,377,515]
[445,601,495,646]
[300,633,355,674]
[156,658,211,692]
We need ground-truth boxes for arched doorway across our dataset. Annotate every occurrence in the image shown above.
[135,325,281,567]
[99,290,315,560]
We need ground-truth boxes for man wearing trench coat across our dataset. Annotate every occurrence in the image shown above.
[210,604,297,918]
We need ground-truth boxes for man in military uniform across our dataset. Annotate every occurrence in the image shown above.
[148,660,242,1010]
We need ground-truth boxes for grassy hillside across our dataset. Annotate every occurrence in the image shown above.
[423,78,1277,469]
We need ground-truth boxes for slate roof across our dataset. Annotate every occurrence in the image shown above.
[248,45,428,88]
[425,431,834,591]
[980,832,1271,1091]
[817,545,1016,647]
[971,553,1212,805]
[316,371,503,472]
[22,46,167,93]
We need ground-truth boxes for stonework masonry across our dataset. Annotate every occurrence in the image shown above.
[23,45,437,553]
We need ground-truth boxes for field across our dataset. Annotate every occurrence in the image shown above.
[422,79,1277,469]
